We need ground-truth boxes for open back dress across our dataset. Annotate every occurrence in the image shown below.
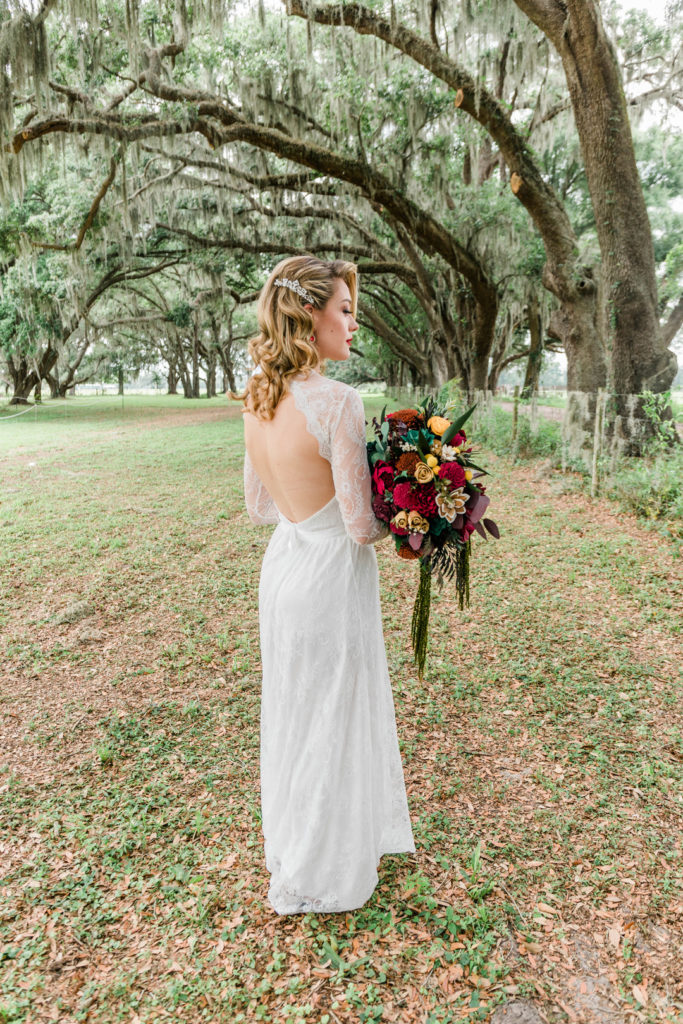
[243,369,415,914]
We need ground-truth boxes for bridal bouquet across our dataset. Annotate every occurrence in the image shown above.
[367,396,499,679]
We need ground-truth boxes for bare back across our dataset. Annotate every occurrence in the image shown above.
[243,371,387,545]
[244,392,335,524]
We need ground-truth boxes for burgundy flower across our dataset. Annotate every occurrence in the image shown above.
[392,481,414,510]
[372,494,392,522]
[438,461,466,489]
[372,461,394,495]
[392,481,438,518]
[410,484,438,518]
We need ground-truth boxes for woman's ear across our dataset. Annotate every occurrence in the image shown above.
[304,302,317,333]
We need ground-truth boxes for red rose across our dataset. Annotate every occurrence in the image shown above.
[452,432,466,446]
[389,520,409,537]
[372,461,394,495]
[438,462,466,489]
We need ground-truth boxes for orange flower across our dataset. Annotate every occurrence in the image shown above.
[427,415,451,436]
[388,408,423,430]
[397,544,420,560]
[396,452,420,474]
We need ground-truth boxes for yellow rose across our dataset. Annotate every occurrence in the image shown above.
[414,462,434,483]
[425,454,439,469]
[427,415,451,436]
[408,511,430,533]
[391,510,410,532]
[465,469,473,481]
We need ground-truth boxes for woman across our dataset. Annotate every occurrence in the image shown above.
[241,254,415,915]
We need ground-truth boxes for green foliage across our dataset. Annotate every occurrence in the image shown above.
[473,405,561,461]
[641,390,679,454]
[606,448,683,539]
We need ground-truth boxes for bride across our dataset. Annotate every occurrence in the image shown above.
[241,254,415,915]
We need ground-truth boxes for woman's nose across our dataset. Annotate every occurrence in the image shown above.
[350,318,359,332]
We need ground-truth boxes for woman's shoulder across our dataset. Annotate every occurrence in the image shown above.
[295,370,362,406]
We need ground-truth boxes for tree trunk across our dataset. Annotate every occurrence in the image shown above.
[46,371,60,398]
[548,286,607,457]
[167,363,178,395]
[521,293,543,399]
[516,0,678,453]
[117,365,124,396]
[8,348,59,405]
[467,297,499,396]
[192,318,200,399]
[488,319,519,392]
[221,356,236,394]
[206,354,216,399]
[33,378,42,403]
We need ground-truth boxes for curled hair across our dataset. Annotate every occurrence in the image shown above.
[236,255,358,420]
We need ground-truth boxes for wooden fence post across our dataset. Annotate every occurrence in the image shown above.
[590,388,605,498]
[511,385,520,461]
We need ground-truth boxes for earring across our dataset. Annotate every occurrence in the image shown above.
[310,335,315,343]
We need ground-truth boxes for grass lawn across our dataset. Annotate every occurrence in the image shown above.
[0,395,681,1024]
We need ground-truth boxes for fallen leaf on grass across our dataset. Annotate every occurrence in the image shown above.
[632,982,648,1006]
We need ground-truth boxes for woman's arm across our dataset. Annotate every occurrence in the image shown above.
[244,450,280,525]
[330,389,389,545]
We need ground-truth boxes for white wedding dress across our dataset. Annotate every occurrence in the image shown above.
[244,370,415,915]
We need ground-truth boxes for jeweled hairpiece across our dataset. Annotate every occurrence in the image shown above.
[273,276,315,305]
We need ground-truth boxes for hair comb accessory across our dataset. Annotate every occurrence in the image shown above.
[273,277,315,305]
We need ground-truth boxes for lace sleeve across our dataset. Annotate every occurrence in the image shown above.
[244,450,279,525]
[330,389,389,546]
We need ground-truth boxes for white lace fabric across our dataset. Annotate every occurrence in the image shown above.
[243,370,414,915]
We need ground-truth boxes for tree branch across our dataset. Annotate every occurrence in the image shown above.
[662,293,683,347]
[283,0,577,271]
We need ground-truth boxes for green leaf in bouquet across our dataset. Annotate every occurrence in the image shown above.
[420,395,438,421]
[380,404,387,424]
[381,420,390,443]
[441,404,477,444]
[464,462,489,475]
[416,430,432,454]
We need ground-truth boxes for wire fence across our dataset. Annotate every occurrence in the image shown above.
[0,395,126,422]
[3,387,680,499]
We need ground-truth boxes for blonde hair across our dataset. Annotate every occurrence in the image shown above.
[238,255,358,420]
